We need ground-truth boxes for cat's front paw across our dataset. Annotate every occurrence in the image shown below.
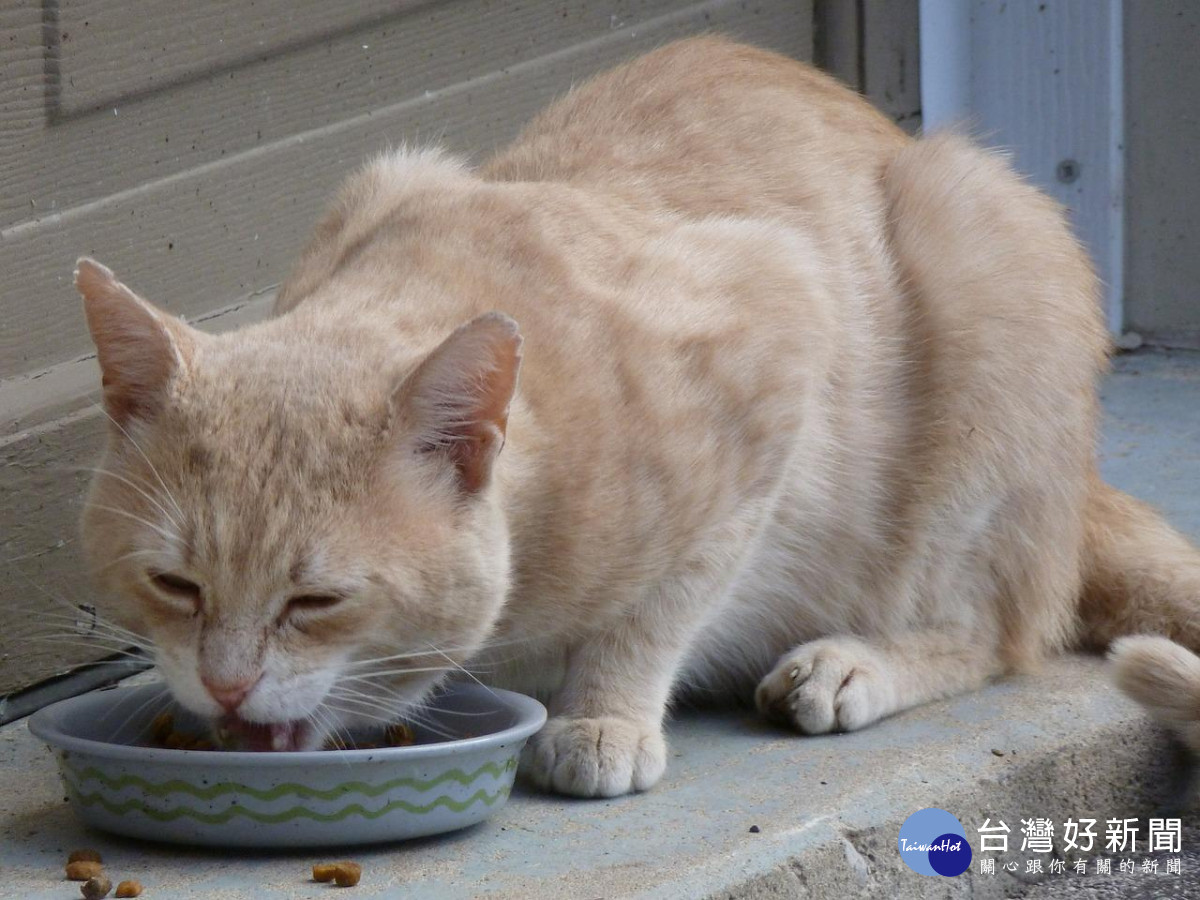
[524,715,666,797]
[755,636,897,734]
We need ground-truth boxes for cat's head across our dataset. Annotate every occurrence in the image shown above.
[74,258,522,749]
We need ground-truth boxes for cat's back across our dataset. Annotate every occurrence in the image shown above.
[278,37,906,322]
[482,36,908,221]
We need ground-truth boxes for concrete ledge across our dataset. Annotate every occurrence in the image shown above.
[0,659,1181,899]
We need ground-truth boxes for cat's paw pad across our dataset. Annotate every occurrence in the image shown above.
[755,637,896,734]
[524,715,666,797]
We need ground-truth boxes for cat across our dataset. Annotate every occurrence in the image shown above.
[74,36,1200,797]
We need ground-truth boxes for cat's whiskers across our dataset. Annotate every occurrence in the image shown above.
[423,706,497,718]
[4,569,160,717]
[92,403,187,525]
[338,666,456,682]
[8,598,151,646]
[323,697,459,741]
[322,706,358,752]
[100,683,172,736]
[320,697,398,724]
[424,641,500,701]
[328,675,497,737]
[64,465,185,532]
[15,628,149,661]
[26,634,147,657]
[23,641,147,666]
[26,606,150,642]
[340,635,534,673]
[324,683,412,718]
[331,683,424,718]
[338,673,499,710]
[341,648,474,671]
[337,656,497,706]
[328,673,445,725]
[405,700,484,734]
[4,565,155,650]
[319,705,391,734]
[306,705,354,764]
[86,504,186,549]
[338,657,504,692]
[0,544,75,566]
[36,634,151,662]
[328,681,496,734]
[95,548,167,573]
[326,683,407,712]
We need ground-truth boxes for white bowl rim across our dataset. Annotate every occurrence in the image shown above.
[28,681,546,767]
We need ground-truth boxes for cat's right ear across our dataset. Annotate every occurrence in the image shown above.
[394,312,523,495]
[75,257,193,425]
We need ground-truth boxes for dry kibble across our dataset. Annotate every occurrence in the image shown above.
[148,711,217,751]
[384,723,415,747]
[81,875,112,900]
[114,880,143,898]
[68,849,103,865]
[66,861,105,881]
[149,712,174,744]
[313,862,361,887]
[151,714,421,753]
[333,862,362,887]
[312,863,339,882]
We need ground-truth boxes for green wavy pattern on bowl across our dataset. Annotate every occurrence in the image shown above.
[64,757,517,801]
[69,786,512,825]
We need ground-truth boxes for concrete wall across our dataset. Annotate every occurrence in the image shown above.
[816,0,922,134]
[1124,2,1200,346]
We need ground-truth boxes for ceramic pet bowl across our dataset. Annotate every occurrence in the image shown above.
[29,682,546,847]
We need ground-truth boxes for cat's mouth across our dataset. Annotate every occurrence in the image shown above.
[219,715,318,752]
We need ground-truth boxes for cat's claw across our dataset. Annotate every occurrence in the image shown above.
[524,715,666,797]
[755,637,897,734]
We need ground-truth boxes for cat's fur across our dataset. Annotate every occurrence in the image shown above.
[1112,638,1200,755]
[75,38,1200,796]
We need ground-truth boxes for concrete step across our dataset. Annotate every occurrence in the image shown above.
[0,658,1185,899]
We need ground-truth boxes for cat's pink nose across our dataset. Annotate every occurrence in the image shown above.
[201,676,257,712]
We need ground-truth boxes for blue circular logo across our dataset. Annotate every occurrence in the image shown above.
[897,808,972,877]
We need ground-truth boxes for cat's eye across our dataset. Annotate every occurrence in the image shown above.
[287,594,345,615]
[148,572,202,608]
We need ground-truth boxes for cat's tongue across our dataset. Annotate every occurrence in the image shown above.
[221,717,311,752]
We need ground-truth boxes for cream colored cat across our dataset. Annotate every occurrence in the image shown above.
[75,37,1200,797]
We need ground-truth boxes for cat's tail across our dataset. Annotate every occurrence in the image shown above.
[1082,477,1200,749]
[1110,636,1200,753]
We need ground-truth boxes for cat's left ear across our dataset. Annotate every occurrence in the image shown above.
[75,257,194,425]
[396,312,523,495]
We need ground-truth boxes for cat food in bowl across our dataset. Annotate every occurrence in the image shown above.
[29,682,545,847]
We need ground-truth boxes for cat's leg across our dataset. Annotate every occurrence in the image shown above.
[524,616,675,798]
[525,554,746,798]
[754,629,1000,734]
